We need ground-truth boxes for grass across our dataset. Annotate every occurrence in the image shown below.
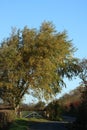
[21,111,29,117]
[9,118,29,130]
[28,117,49,122]
[8,117,48,130]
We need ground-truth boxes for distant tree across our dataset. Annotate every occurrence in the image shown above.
[44,100,63,120]
[34,101,45,110]
[0,21,80,116]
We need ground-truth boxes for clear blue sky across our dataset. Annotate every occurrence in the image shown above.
[0,0,87,103]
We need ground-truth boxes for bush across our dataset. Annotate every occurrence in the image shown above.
[0,110,16,129]
[44,100,63,121]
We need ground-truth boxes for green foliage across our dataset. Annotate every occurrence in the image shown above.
[44,100,63,121]
[0,21,79,110]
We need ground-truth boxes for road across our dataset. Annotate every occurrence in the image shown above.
[62,116,76,123]
[28,121,68,130]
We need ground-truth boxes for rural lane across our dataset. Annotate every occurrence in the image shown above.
[28,121,68,130]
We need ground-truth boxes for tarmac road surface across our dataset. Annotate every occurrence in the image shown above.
[28,121,68,130]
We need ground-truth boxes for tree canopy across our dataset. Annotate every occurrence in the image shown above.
[0,21,80,109]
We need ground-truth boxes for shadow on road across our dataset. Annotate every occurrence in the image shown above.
[28,121,68,130]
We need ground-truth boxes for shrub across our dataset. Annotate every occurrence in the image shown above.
[0,110,16,129]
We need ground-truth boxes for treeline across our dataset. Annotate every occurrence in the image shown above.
[58,85,83,114]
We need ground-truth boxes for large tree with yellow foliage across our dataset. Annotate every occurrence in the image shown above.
[0,21,79,112]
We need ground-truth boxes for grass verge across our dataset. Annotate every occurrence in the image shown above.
[28,117,48,122]
[9,118,29,130]
[8,118,48,130]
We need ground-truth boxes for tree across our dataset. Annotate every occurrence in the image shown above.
[34,101,45,110]
[79,59,87,83]
[0,21,80,116]
[44,100,63,120]
[74,59,87,129]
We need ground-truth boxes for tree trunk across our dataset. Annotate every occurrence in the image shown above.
[15,105,21,118]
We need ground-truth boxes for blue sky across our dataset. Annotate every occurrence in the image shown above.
[0,0,87,103]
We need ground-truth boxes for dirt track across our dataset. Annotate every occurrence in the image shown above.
[28,121,68,130]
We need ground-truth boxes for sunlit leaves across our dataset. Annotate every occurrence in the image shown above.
[0,21,79,106]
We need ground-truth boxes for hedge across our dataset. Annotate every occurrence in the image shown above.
[0,110,15,129]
